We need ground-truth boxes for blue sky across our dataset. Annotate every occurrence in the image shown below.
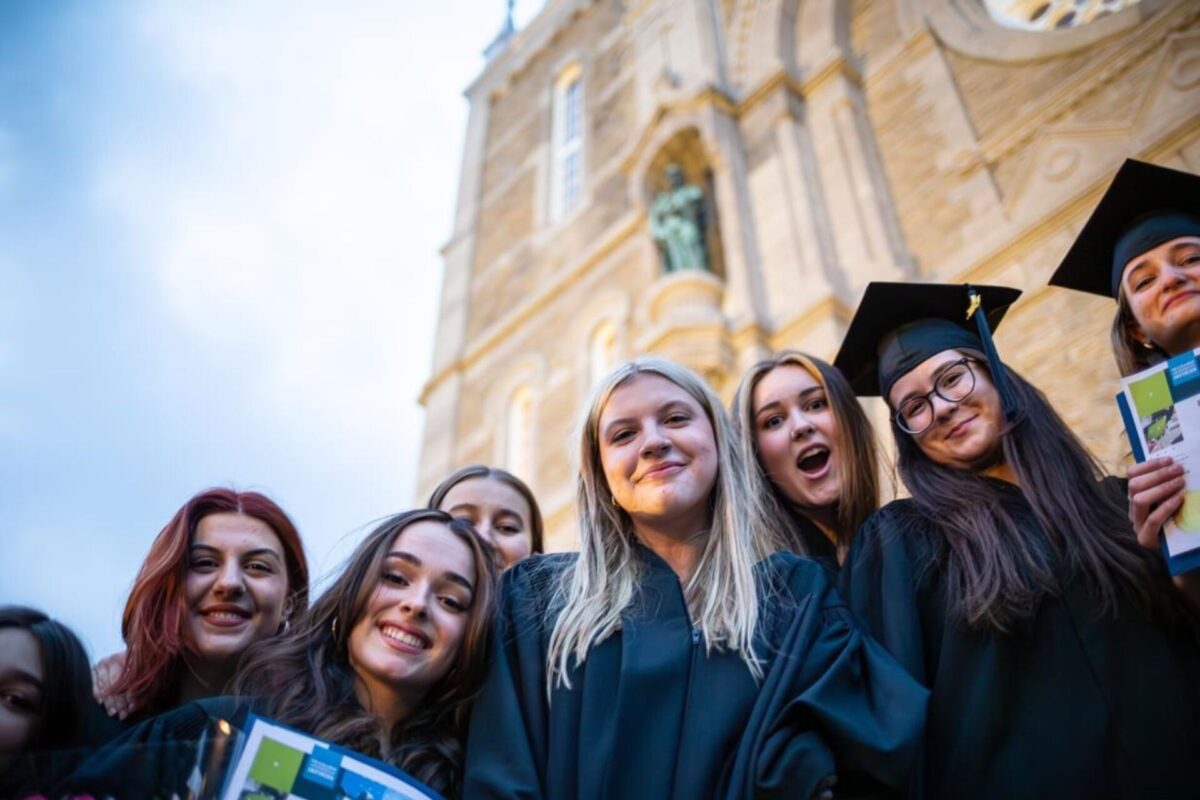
[0,1,539,659]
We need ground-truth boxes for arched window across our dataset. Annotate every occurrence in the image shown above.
[588,320,618,389]
[505,386,535,482]
[551,64,584,222]
[983,0,1142,31]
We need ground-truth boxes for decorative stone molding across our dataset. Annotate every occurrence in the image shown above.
[928,0,1172,62]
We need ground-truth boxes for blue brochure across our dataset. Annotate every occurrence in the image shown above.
[218,713,441,800]
[1117,347,1200,575]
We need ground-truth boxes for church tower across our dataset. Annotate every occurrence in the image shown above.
[420,0,1200,549]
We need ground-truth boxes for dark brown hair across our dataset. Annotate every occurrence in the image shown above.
[731,351,882,555]
[112,488,309,715]
[0,606,92,751]
[428,464,544,555]
[234,509,498,798]
[893,353,1187,632]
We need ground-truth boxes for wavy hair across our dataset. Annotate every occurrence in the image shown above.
[731,350,882,558]
[111,488,309,715]
[1111,289,1170,376]
[233,509,497,799]
[546,356,778,691]
[427,464,545,555]
[893,353,1189,632]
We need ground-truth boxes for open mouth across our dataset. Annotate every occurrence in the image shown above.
[795,446,830,477]
[381,624,430,651]
[200,607,251,627]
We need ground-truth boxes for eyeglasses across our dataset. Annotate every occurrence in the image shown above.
[893,357,977,435]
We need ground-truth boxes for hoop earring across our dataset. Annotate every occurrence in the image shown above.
[330,616,339,639]
[279,617,290,635]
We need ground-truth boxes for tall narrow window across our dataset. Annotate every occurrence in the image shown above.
[551,65,584,221]
[505,386,535,482]
[588,320,618,389]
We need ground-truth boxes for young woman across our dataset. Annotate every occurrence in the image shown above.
[731,351,881,569]
[464,356,927,799]
[428,464,544,568]
[64,509,498,799]
[1049,159,1200,574]
[0,606,95,795]
[93,487,309,722]
[835,281,1200,799]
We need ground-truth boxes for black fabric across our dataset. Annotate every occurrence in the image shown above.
[463,547,928,800]
[54,696,257,798]
[833,282,1020,399]
[785,508,840,576]
[1049,159,1200,298]
[839,483,1200,800]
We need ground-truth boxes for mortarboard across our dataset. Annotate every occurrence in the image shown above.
[833,281,1023,421]
[1048,159,1200,299]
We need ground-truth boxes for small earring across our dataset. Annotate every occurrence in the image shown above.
[279,618,290,635]
[1142,340,1156,350]
[330,616,339,638]
[610,494,619,507]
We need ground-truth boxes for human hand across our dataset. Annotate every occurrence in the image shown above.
[92,649,136,719]
[1127,457,1185,551]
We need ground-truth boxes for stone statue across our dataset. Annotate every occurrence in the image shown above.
[650,164,710,273]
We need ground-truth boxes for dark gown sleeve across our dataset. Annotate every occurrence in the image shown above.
[55,695,252,798]
[838,503,932,684]
[463,556,565,799]
[726,556,928,800]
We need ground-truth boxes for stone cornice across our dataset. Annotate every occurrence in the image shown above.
[973,2,1198,166]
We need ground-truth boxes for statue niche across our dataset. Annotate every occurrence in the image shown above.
[650,163,711,274]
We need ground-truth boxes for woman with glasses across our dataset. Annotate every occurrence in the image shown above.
[835,282,1200,800]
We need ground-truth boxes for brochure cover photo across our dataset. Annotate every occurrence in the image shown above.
[1117,347,1200,575]
[219,715,441,800]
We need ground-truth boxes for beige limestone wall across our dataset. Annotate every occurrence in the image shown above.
[420,0,1200,549]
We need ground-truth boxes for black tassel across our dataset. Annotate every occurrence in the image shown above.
[966,285,1021,423]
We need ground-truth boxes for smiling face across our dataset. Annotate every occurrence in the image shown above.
[184,513,292,667]
[752,364,840,513]
[348,521,475,717]
[438,477,533,569]
[1122,236,1200,356]
[597,372,719,540]
[888,349,1005,471]
[0,628,43,772]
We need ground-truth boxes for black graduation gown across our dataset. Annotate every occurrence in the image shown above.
[786,509,840,575]
[463,547,928,800]
[53,695,255,798]
[839,485,1200,800]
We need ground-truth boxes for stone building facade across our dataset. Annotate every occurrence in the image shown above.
[419,0,1200,550]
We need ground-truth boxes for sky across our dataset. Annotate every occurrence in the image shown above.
[0,0,542,659]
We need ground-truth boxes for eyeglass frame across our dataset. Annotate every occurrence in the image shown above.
[892,356,979,435]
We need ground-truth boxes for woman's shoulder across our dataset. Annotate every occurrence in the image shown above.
[502,552,576,613]
[848,499,939,567]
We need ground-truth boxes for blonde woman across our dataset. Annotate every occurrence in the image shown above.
[732,351,881,570]
[463,357,926,799]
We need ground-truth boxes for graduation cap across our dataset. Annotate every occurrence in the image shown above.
[1049,159,1200,299]
[833,281,1023,421]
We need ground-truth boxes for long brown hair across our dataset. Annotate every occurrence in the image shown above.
[234,509,497,798]
[1111,289,1170,376]
[731,351,881,555]
[427,464,545,554]
[893,354,1186,632]
[112,488,309,715]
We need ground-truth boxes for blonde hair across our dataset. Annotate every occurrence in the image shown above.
[546,356,778,691]
[730,351,882,558]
